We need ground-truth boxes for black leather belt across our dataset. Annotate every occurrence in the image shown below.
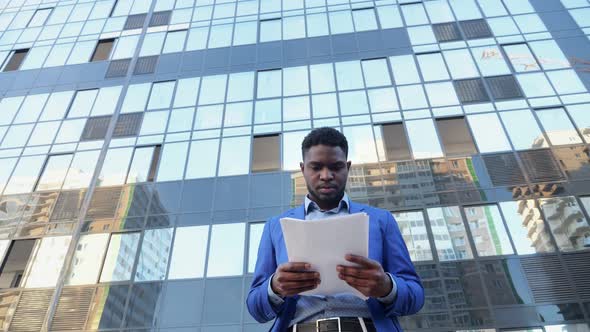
[288,317,376,332]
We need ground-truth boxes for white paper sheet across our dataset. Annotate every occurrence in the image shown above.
[280,212,369,299]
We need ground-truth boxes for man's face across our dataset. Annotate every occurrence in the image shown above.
[300,144,351,209]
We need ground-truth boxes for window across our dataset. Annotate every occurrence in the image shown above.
[0,240,36,288]
[502,43,539,72]
[361,58,391,88]
[376,123,412,161]
[499,201,555,254]
[259,18,281,42]
[98,148,133,186]
[567,104,590,143]
[459,19,493,39]
[28,8,52,27]
[528,40,570,70]
[105,59,131,78]
[227,72,254,102]
[454,78,490,103]
[257,70,281,99]
[499,110,548,150]
[471,46,511,76]
[114,113,143,137]
[99,233,141,282]
[62,150,100,190]
[3,49,29,72]
[539,197,590,251]
[156,142,189,181]
[443,49,479,79]
[81,116,110,140]
[149,11,172,27]
[135,228,173,281]
[468,113,512,152]
[335,61,364,91]
[124,13,146,30]
[252,134,280,172]
[35,154,73,191]
[432,22,462,42]
[389,55,421,85]
[417,52,450,82]
[424,0,455,23]
[464,205,513,256]
[91,39,115,62]
[168,226,209,279]
[484,75,523,100]
[343,125,378,163]
[516,72,555,97]
[283,66,309,96]
[352,8,378,31]
[401,3,430,26]
[329,10,354,34]
[198,75,227,105]
[536,107,583,146]
[427,207,473,261]
[218,136,251,176]
[127,145,161,183]
[147,81,175,110]
[248,223,265,273]
[3,156,46,195]
[377,5,403,29]
[65,234,109,285]
[23,236,71,288]
[393,211,433,261]
[406,119,444,159]
[436,117,477,156]
[186,139,219,179]
[206,223,245,277]
[162,30,187,53]
[310,64,336,93]
[307,13,330,37]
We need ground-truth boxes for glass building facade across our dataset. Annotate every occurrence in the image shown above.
[0,0,588,331]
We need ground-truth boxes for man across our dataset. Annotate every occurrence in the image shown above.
[247,127,424,332]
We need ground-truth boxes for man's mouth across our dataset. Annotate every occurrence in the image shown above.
[318,187,336,194]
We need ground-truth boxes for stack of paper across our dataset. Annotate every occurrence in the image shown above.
[280,213,369,299]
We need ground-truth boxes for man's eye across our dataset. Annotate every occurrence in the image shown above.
[311,166,321,171]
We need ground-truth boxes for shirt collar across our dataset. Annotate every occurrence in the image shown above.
[304,192,350,215]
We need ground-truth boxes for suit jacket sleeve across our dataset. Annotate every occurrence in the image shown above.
[246,218,284,322]
[380,210,425,317]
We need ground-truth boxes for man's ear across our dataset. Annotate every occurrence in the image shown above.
[347,161,352,170]
[300,162,305,173]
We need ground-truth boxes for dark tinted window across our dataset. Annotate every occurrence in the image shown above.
[453,78,490,103]
[91,39,115,62]
[0,240,36,288]
[436,117,477,156]
[252,134,280,172]
[381,123,412,161]
[3,49,29,72]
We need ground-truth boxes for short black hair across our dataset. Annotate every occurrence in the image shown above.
[301,127,348,160]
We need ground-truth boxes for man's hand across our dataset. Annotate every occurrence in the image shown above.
[271,262,321,297]
[337,254,392,298]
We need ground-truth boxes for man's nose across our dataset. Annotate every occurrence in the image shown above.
[319,167,333,180]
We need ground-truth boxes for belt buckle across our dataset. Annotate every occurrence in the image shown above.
[316,317,341,332]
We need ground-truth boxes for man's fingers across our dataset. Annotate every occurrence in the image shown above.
[279,262,312,272]
[345,254,380,268]
[275,271,319,283]
[282,284,319,296]
[279,279,320,291]
[336,265,370,279]
[338,273,372,287]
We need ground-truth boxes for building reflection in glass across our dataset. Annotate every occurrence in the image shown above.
[539,196,590,251]
[500,200,555,254]
[427,206,474,261]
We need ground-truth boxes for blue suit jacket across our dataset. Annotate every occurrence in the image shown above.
[246,201,424,331]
